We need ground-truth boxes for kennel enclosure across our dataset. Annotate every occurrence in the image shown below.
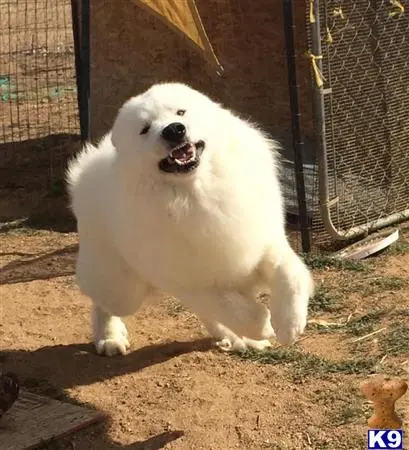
[2,0,409,254]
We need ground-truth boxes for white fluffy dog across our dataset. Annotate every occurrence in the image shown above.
[66,83,313,356]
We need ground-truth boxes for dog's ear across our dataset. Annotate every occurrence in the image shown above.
[112,95,146,152]
[111,106,129,152]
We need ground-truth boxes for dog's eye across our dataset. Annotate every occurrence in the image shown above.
[140,125,150,135]
[176,109,186,116]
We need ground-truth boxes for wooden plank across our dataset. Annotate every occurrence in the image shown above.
[0,390,106,450]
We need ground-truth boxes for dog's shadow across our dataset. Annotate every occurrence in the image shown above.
[39,430,186,449]
[2,338,213,390]
[1,338,213,448]
[124,430,185,449]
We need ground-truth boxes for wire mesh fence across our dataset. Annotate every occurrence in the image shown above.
[1,0,314,244]
[6,0,408,254]
[0,0,80,227]
[87,0,315,253]
[308,0,409,250]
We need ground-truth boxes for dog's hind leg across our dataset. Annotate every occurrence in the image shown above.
[201,318,273,353]
[178,290,275,341]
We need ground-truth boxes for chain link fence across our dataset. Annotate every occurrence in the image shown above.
[5,0,407,252]
[307,0,409,249]
[0,0,80,228]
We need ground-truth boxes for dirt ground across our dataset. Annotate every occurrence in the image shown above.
[0,2,408,448]
[1,223,408,450]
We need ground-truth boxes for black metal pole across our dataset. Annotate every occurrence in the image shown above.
[282,0,311,253]
[79,0,90,142]
[71,0,82,136]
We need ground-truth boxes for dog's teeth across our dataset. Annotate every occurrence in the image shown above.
[173,143,184,152]
[166,143,197,168]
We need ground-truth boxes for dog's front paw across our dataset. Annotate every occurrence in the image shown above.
[94,317,130,356]
[95,336,130,356]
[274,314,307,346]
[269,276,311,346]
[259,306,276,339]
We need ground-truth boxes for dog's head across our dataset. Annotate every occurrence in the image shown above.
[111,83,225,180]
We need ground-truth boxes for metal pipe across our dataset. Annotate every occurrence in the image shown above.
[282,0,311,253]
[71,0,82,137]
[309,0,336,237]
[310,0,409,240]
[79,0,90,142]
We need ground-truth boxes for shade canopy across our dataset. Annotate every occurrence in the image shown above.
[133,0,223,72]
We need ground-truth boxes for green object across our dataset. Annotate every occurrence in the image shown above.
[0,75,10,87]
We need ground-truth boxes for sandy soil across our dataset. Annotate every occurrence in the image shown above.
[1,225,408,450]
[0,2,408,448]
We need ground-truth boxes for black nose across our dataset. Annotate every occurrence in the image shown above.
[161,122,186,143]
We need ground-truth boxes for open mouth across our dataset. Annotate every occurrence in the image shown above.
[158,140,205,174]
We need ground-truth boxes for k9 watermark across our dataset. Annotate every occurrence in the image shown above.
[367,430,403,449]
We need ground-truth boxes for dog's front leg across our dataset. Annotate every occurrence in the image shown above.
[92,305,130,356]
[258,245,314,346]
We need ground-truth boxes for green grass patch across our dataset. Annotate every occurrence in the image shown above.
[393,309,409,317]
[329,404,364,426]
[303,254,370,272]
[385,239,409,255]
[348,276,406,297]
[235,347,378,381]
[380,325,409,356]
[306,322,344,334]
[322,385,371,426]
[370,276,406,291]
[309,285,343,314]
[345,310,387,337]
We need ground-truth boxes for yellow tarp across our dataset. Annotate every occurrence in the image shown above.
[133,0,223,73]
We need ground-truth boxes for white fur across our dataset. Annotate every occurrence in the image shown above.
[67,83,314,356]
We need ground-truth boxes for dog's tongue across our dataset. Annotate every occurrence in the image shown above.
[171,144,193,161]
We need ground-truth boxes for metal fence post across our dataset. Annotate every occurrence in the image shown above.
[71,0,90,143]
[80,0,90,142]
[282,0,311,253]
